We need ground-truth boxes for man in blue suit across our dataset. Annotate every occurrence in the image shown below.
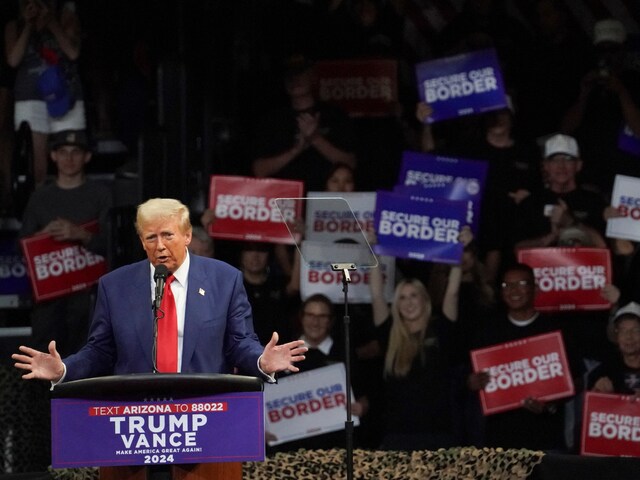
[13,198,307,383]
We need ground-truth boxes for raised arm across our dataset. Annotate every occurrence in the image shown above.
[5,18,32,68]
[369,262,390,327]
[441,226,472,322]
[252,139,306,178]
[44,1,81,61]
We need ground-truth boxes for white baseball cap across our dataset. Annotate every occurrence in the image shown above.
[612,302,640,324]
[593,19,627,45]
[544,134,579,159]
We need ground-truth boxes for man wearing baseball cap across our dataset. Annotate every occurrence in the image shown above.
[588,302,640,394]
[513,133,607,251]
[19,129,112,358]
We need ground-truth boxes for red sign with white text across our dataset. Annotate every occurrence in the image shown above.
[471,331,574,415]
[518,248,611,312]
[208,176,303,244]
[582,392,640,457]
[20,221,107,302]
[315,59,398,117]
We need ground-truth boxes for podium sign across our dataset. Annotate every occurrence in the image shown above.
[582,392,640,457]
[51,391,264,468]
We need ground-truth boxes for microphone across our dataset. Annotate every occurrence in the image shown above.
[153,264,169,311]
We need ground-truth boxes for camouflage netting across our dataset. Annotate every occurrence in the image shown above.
[47,447,544,480]
[243,447,545,480]
[0,365,52,474]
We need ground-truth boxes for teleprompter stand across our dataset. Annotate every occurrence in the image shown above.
[276,196,379,480]
[332,262,357,480]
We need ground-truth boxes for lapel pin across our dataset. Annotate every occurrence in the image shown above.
[199,288,205,296]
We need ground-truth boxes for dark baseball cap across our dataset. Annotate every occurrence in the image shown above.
[49,129,90,151]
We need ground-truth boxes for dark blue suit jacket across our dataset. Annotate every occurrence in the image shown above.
[64,255,265,380]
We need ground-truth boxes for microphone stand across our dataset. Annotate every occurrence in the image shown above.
[152,295,162,373]
[331,262,356,480]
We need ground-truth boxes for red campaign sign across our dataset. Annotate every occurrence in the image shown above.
[518,247,611,312]
[20,221,107,302]
[314,59,398,117]
[471,331,574,415]
[581,392,640,457]
[208,175,304,244]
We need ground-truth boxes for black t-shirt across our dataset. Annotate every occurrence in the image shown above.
[474,312,577,451]
[376,313,454,436]
[588,353,640,394]
[244,275,296,345]
[513,187,607,244]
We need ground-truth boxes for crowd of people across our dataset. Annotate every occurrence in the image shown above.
[3,0,640,468]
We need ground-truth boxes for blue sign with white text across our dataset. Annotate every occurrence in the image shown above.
[373,191,467,265]
[0,236,30,296]
[415,48,508,123]
[51,392,265,468]
[618,124,640,156]
[395,151,487,232]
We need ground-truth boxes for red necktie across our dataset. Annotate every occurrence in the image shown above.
[157,274,178,372]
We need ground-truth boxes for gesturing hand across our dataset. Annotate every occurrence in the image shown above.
[259,332,307,375]
[12,340,65,382]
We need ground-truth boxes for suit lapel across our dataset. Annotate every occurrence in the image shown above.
[182,256,207,370]
[129,262,154,356]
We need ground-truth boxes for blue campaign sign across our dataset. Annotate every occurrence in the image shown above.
[0,236,30,296]
[373,191,467,265]
[395,150,487,232]
[618,124,640,156]
[415,48,508,123]
[51,392,264,468]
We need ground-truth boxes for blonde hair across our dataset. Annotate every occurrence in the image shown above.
[384,278,432,378]
[136,198,191,235]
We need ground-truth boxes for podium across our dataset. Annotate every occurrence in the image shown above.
[51,373,265,480]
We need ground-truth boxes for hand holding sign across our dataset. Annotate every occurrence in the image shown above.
[415,101,434,123]
[522,397,557,415]
[467,371,490,391]
[42,218,91,244]
[591,376,615,394]
[459,225,473,247]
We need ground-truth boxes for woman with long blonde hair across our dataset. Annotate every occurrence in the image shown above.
[384,278,433,378]
[368,228,470,451]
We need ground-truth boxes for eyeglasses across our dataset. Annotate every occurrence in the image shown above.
[303,312,330,321]
[501,280,531,290]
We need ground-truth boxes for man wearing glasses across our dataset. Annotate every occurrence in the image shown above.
[467,262,579,451]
